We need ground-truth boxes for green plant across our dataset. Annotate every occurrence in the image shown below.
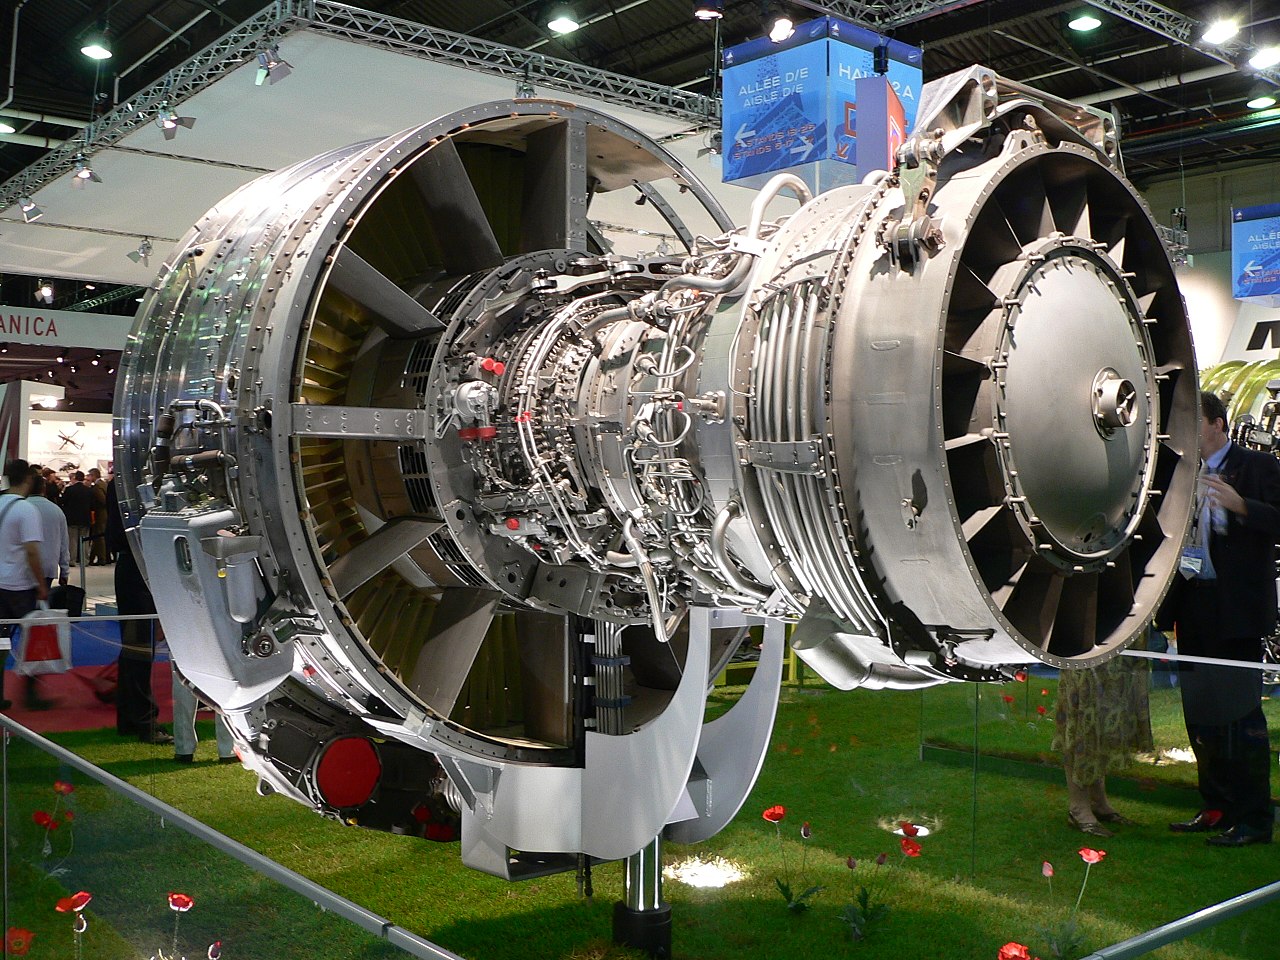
[763,806,824,913]
[1034,848,1106,960]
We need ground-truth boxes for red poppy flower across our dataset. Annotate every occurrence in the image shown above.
[32,810,52,828]
[998,943,1032,960]
[1042,861,1054,878]
[168,893,195,912]
[53,781,74,796]
[55,891,92,913]
[762,805,786,823]
[875,852,888,866]
[1036,705,1047,716]
[1002,695,1015,704]
[1040,688,1049,696]
[900,821,919,837]
[208,941,223,960]
[6,928,34,956]
[800,821,812,839]
[900,837,922,857]
[1078,848,1106,864]
[1014,671,1028,682]
[846,857,857,870]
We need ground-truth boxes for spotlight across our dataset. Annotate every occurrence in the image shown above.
[70,365,78,373]
[1,346,7,354]
[107,366,115,375]
[36,280,54,305]
[157,106,196,140]
[56,354,66,364]
[0,120,14,134]
[91,353,101,366]
[18,196,42,223]
[83,284,95,291]
[546,6,580,34]
[255,44,292,85]
[1251,46,1280,70]
[71,155,102,187]
[694,0,724,20]
[1248,93,1278,109]
[127,237,154,265]
[764,4,794,43]
[1202,19,1239,46]
[1068,13,1102,32]
[80,28,112,60]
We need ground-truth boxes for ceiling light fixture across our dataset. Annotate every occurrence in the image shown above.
[1250,46,1280,70]
[80,27,112,61]
[91,353,101,366]
[1247,93,1279,109]
[36,280,54,305]
[157,105,196,140]
[694,0,724,20]
[127,237,154,265]
[255,44,292,85]
[83,283,95,291]
[18,196,42,223]
[546,6,581,34]
[0,120,15,134]
[107,366,115,375]
[764,3,795,43]
[1202,19,1239,45]
[1068,13,1102,32]
[71,155,102,187]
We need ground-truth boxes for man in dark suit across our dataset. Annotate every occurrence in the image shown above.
[1163,391,1280,846]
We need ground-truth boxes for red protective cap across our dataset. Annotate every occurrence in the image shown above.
[315,737,382,809]
[504,517,521,531]
[476,426,498,440]
[457,427,480,441]
[480,357,496,372]
[492,361,507,376]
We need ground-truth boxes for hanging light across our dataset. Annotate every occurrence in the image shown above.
[1247,92,1279,110]
[1068,13,1102,32]
[0,120,15,134]
[80,27,112,60]
[36,280,54,305]
[1202,19,1239,46]
[91,353,101,366]
[71,155,102,187]
[127,237,154,265]
[1251,46,1280,70]
[764,3,795,43]
[546,6,580,34]
[157,105,196,140]
[255,44,292,85]
[18,196,42,223]
[694,0,724,20]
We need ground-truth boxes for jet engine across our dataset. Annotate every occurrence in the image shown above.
[115,66,1196,878]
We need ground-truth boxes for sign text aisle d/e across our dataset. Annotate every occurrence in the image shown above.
[1232,202,1280,304]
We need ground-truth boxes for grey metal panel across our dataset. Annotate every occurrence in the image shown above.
[405,587,502,716]
[290,403,429,441]
[519,119,588,253]
[329,245,446,337]
[409,137,505,274]
[328,517,443,599]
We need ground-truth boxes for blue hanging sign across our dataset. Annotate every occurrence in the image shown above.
[721,17,922,185]
[1232,203,1280,302]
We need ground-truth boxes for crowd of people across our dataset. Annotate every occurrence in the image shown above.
[0,458,230,762]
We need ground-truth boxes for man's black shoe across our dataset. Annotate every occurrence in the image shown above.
[24,697,54,711]
[174,754,194,764]
[1170,810,1227,833]
[1207,824,1273,847]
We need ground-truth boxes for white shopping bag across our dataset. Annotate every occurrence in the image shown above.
[13,603,72,676]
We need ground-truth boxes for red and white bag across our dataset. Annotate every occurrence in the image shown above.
[13,603,72,676]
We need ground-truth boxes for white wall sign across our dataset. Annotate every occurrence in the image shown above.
[0,305,135,350]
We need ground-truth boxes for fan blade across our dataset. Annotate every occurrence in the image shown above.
[410,138,505,274]
[329,517,442,599]
[329,246,445,338]
[405,588,503,716]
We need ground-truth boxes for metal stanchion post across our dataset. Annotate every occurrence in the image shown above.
[612,835,670,958]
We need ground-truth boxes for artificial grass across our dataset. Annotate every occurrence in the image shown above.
[9,676,1280,960]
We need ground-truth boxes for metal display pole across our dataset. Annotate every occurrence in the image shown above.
[613,835,670,958]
